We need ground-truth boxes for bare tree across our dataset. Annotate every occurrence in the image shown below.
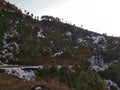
[31,13,33,17]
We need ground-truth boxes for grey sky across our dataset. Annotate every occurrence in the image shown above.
[8,0,120,36]
[8,0,69,16]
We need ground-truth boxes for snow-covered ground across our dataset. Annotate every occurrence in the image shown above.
[65,31,72,37]
[0,30,19,62]
[51,51,63,57]
[105,79,120,90]
[37,29,45,38]
[92,36,106,44]
[92,65,108,72]
[5,68,35,81]
[89,55,104,64]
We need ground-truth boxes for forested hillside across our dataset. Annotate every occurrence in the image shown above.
[0,0,120,90]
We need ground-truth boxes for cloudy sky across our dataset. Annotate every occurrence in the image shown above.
[8,0,120,36]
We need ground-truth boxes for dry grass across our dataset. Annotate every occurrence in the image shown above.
[11,57,75,66]
[0,73,74,90]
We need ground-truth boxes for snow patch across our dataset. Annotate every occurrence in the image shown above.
[57,65,62,70]
[88,55,104,64]
[51,51,63,57]
[78,38,83,43]
[65,32,72,37]
[105,79,120,90]
[0,30,19,62]
[5,68,35,81]
[92,65,108,72]
[37,30,45,38]
[92,36,105,44]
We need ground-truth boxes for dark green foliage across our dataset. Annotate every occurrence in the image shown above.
[104,50,120,63]
[0,13,10,46]
[0,69,5,73]
[36,66,57,78]
[58,58,106,90]
[36,58,106,90]
[99,64,120,87]
[34,46,106,90]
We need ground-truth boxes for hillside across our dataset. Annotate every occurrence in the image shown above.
[1,0,120,65]
[0,0,120,90]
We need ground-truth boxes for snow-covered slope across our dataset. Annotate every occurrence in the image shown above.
[1,0,120,65]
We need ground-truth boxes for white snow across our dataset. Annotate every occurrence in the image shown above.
[50,41,54,44]
[92,65,108,72]
[12,41,19,54]
[105,79,120,90]
[88,55,104,64]
[3,30,18,39]
[15,20,19,24]
[2,52,13,59]
[21,65,43,69]
[35,86,42,90]
[57,65,62,70]
[41,17,46,20]
[51,51,63,57]
[78,38,83,43]
[3,33,8,40]
[65,32,72,37]
[68,65,75,72]
[76,37,87,45]
[0,30,19,62]
[112,39,119,44]
[5,68,35,81]
[37,30,45,38]
[92,36,105,44]
[111,60,119,64]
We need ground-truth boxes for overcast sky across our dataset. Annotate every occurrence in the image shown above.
[8,0,120,36]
